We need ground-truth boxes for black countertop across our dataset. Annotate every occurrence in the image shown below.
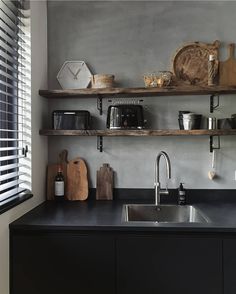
[9,190,236,233]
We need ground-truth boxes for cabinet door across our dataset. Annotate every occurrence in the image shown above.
[117,235,222,294]
[11,233,115,294]
[223,238,236,294]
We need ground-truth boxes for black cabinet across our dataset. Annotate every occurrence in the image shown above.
[10,232,115,294]
[10,231,225,294]
[223,238,236,294]
[117,235,222,294]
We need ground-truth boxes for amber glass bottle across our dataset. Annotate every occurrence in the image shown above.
[54,165,65,201]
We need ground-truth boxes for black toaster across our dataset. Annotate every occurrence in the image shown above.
[106,104,144,129]
[52,110,91,130]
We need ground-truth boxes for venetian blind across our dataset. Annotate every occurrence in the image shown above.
[0,0,31,204]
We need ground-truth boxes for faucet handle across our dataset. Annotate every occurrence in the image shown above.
[160,185,169,195]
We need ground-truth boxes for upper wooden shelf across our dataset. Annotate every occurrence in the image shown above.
[39,129,236,137]
[39,85,236,98]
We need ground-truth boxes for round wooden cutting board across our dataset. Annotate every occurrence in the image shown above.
[172,40,220,85]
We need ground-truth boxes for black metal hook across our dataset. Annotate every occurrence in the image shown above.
[210,94,220,113]
[97,136,103,152]
[22,145,28,157]
[97,95,103,115]
[210,136,220,153]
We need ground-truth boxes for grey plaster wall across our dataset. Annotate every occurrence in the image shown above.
[47,1,236,189]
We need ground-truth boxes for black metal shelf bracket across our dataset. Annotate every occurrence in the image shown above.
[210,94,220,113]
[97,136,103,152]
[209,135,221,153]
[97,95,103,115]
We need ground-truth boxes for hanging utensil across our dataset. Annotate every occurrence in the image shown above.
[208,150,216,180]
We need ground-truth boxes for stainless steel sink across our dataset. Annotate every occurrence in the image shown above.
[122,204,209,223]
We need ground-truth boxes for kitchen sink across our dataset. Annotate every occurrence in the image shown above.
[122,204,209,223]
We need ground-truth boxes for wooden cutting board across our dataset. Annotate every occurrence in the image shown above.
[219,43,236,86]
[172,40,220,85]
[46,150,68,200]
[96,163,114,200]
[66,157,88,201]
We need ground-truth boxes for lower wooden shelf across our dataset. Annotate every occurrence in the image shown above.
[39,129,236,136]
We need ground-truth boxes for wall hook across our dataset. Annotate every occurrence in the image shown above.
[97,136,103,152]
[97,95,103,115]
[210,94,220,113]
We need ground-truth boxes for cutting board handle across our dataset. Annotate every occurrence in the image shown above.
[228,43,235,59]
[59,149,68,164]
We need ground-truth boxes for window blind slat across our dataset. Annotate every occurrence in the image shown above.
[2,0,18,15]
[0,79,17,90]
[18,44,27,55]
[0,120,28,128]
[0,25,18,48]
[0,132,26,137]
[0,129,27,135]
[0,19,17,39]
[0,179,25,192]
[0,58,18,73]
[0,171,25,182]
[0,11,18,34]
[0,81,26,94]
[0,0,31,205]
[0,187,26,202]
[0,147,21,151]
[0,163,24,172]
[0,90,25,100]
[0,53,25,68]
[0,0,18,23]
[0,110,24,118]
[0,138,26,142]
[0,48,18,65]
[0,155,24,162]
[0,101,26,111]
[0,69,19,82]
[0,39,18,56]
[18,91,30,98]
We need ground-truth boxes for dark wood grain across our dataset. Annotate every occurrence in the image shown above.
[39,85,236,98]
[39,129,236,136]
[96,164,114,200]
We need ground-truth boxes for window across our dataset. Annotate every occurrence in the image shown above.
[0,0,31,213]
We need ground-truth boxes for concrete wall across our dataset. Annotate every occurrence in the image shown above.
[0,2,48,293]
[47,1,236,189]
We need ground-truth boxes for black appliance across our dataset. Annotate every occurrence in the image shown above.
[52,110,91,130]
[107,104,144,129]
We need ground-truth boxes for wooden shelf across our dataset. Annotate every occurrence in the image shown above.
[39,129,236,137]
[39,85,236,98]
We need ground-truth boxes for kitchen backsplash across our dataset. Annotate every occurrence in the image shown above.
[47,1,236,189]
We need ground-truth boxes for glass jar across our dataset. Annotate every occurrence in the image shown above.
[155,71,173,87]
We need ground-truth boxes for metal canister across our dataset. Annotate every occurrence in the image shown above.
[208,117,217,130]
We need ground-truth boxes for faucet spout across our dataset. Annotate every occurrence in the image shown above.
[154,151,171,206]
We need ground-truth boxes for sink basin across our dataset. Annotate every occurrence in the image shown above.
[122,204,209,223]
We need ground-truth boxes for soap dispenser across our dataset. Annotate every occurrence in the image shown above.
[178,183,186,205]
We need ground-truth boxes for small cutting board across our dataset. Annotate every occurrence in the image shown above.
[46,150,68,200]
[66,157,88,201]
[96,163,114,200]
[219,43,236,86]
